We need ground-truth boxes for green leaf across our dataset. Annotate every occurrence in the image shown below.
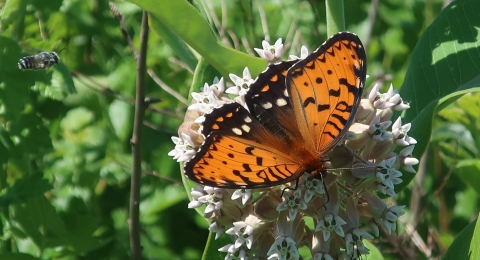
[13,196,72,250]
[108,99,132,141]
[140,185,187,224]
[201,231,231,260]
[149,15,198,72]
[1,253,39,260]
[400,0,480,158]
[0,0,27,36]
[12,196,101,253]
[53,62,77,94]
[455,159,480,196]
[442,216,480,260]
[125,0,266,77]
[0,173,53,209]
[364,240,384,260]
[397,0,480,188]
[60,107,94,132]
[0,36,32,121]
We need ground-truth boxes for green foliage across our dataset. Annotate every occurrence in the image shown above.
[0,0,479,259]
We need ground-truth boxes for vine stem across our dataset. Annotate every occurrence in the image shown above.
[130,10,149,260]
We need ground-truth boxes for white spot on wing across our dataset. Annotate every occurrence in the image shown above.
[232,128,242,135]
[277,98,287,107]
[244,117,252,123]
[262,102,272,109]
[284,89,289,97]
[241,125,251,133]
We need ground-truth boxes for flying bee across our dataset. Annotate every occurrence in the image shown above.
[18,47,66,70]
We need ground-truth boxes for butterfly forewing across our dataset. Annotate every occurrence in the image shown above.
[287,32,366,154]
[184,103,303,188]
[245,60,299,138]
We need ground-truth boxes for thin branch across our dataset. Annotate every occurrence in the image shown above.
[110,2,188,105]
[226,29,240,50]
[110,2,139,60]
[255,0,270,42]
[112,159,182,185]
[71,70,182,119]
[168,57,193,73]
[204,0,223,38]
[413,141,458,229]
[363,0,379,50]
[35,8,47,41]
[220,0,228,39]
[241,37,255,56]
[284,1,303,53]
[129,11,149,260]
[147,69,189,105]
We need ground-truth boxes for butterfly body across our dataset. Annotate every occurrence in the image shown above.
[184,32,366,189]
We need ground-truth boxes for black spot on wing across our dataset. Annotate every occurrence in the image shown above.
[304,97,315,108]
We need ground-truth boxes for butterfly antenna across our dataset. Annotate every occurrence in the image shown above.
[280,178,300,197]
[314,173,330,213]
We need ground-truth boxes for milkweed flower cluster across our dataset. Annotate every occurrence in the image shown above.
[169,37,419,260]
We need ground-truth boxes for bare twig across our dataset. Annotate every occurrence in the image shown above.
[168,57,193,73]
[112,159,182,185]
[110,2,188,105]
[241,37,255,56]
[284,1,303,53]
[129,10,149,260]
[414,141,458,230]
[147,69,189,105]
[204,0,223,38]
[110,2,139,60]
[35,9,47,41]
[255,0,270,42]
[71,70,182,119]
[226,29,240,50]
[363,0,379,50]
[410,145,428,226]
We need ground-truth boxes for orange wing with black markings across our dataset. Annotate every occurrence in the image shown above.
[287,32,366,154]
[184,102,304,188]
[184,32,366,189]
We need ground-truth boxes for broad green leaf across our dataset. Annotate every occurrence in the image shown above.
[53,62,77,94]
[398,81,480,189]
[189,57,222,100]
[0,36,33,121]
[13,196,101,253]
[443,217,480,260]
[0,0,27,37]
[1,253,39,260]
[125,0,266,78]
[364,240,384,260]
[0,173,52,209]
[60,107,94,132]
[455,159,480,196]
[13,196,71,250]
[140,185,187,224]
[149,15,198,72]
[108,99,132,141]
[201,231,233,260]
[399,0,480,174]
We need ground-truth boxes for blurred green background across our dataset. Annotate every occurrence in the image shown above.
[0,0,479,259]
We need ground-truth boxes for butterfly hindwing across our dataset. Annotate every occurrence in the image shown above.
[287,32,366,154]
[185,103,303,188]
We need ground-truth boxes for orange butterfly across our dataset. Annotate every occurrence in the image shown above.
[184,32,366,189]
